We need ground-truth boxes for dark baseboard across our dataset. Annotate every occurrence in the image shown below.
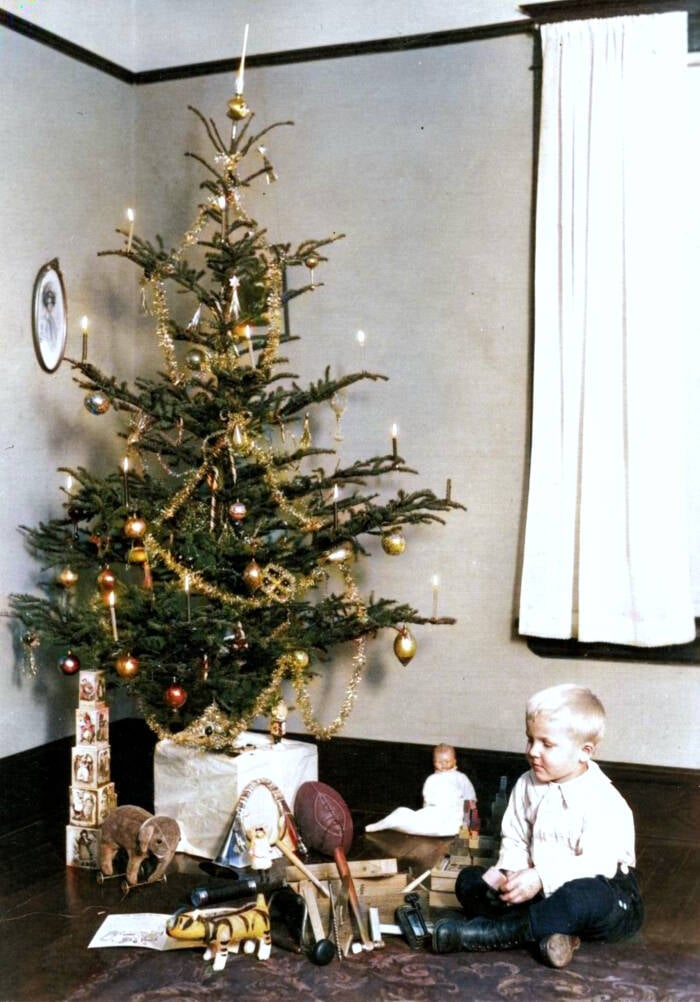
[1,719,696,846]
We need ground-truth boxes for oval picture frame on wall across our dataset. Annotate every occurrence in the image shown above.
[32,258,67,373]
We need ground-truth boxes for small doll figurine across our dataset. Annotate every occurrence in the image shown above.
[269,698,288,744]
[247,825,274,871]
[366,743,477,837]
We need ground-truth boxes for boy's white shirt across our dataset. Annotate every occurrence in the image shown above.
[496,760,636,897]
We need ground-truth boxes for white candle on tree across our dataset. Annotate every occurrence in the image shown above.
[108,590,119,642]
[236,23,249,95]
[81,315,89,363]
[126,208,135,252]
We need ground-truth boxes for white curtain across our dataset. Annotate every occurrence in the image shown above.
[519,13,695,646]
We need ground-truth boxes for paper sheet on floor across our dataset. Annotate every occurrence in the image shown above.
[89,913,202,951]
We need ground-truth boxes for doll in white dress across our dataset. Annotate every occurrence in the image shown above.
[365,744,477,837]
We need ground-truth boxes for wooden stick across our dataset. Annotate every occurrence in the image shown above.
[300,881,326,941]
[334,847,373,950]
[274,838,330,897]
[403,869,431,894]
[284,857,397,883]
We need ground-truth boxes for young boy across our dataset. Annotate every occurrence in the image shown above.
[432,684,643,968]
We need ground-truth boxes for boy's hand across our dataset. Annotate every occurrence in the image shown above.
[499,868,542,904]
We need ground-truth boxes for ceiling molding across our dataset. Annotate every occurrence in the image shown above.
[0,9,132,81]
[1,10,534,84]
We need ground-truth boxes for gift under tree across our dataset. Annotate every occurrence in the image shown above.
[11,79,462,753]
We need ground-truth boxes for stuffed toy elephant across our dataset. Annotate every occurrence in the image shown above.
[100,805,180,886]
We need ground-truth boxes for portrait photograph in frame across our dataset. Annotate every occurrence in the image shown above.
[32,258,67,373]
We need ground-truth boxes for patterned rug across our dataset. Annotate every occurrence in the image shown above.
[66,937,700,1002]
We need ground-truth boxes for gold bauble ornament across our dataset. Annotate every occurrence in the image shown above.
[115,652,139,679]
[291,649,310,670]
[227,93,250,120]
[128,544,148,564]
[243,558,263,592]
[186,348,206,370]
[304,253,320,271]
[381,527,406,556]
[325,542,354,564]
[57,566,79,588]
[393,626,417,666]
[124,512,147,538]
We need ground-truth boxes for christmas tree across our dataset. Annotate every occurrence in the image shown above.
[11,87,463,752]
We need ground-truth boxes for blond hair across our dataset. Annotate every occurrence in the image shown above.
[526,684,606,746]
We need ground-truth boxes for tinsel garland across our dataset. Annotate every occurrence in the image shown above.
[290,633,367,741]
[142,564,369,749]
[290,564,368,740]
[144,652,294,751]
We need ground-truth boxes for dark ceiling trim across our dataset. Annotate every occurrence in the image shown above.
[3,6,698,83]
[133,21,533,84]
[0,11,533,85]
[0,9,132,82]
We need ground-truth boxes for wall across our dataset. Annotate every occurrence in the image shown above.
[0,28,141,753]
[1,22,699,768]
[132,34,700,769]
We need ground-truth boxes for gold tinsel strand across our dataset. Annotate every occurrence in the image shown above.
[290,566,369,740]
[151,281,182,384]
[143,532,322,609]
[291,635,367,741]
[142,562,369,747]
[21,630,40,678]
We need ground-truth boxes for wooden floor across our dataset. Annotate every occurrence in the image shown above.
[0,807,697,1002]
[0,723,697,1000]
[362,819,700,958]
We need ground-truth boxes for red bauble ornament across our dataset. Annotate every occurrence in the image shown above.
[97,566,116,594]
[164,682,187,709]
[59,651,81,675]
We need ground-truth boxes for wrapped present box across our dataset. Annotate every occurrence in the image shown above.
[154,733,318,858]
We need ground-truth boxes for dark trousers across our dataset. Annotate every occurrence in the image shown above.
[455,865,644,943]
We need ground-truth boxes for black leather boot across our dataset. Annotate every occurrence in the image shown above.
[432,912,533,954]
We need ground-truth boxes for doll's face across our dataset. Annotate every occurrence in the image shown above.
[434,747,457,771]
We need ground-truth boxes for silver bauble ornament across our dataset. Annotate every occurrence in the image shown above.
[84,391,111,415]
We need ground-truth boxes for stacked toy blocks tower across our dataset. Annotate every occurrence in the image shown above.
[65,669,117,869]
